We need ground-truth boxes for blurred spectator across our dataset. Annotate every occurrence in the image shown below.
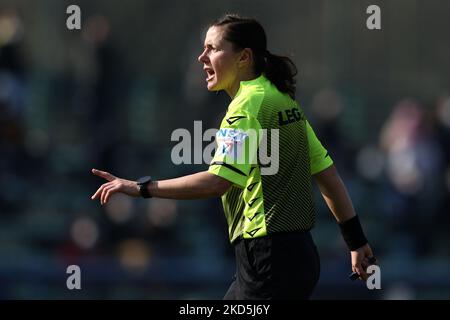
[379,99,443,256]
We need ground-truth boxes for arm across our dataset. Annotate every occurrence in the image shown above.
[91,169,232,205]
[148,171,232,199]
[313,164,376,280]
[313,164,356,223]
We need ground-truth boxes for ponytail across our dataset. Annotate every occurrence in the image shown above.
[262,51,297,99]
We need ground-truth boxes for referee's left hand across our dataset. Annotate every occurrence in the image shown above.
[351,243,376,281]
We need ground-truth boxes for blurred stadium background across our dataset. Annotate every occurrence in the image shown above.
[0,0,449,299]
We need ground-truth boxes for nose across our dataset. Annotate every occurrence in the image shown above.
[198,49,208,63]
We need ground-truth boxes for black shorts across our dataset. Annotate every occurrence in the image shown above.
[224,230,320,300]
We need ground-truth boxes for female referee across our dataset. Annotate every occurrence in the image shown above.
[91,14,376,300]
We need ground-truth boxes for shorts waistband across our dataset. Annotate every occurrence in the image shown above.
[232,229,312,246]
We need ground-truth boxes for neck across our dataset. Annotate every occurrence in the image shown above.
[226,70,259,99]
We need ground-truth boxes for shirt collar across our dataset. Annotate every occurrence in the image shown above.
[233,74,268,100]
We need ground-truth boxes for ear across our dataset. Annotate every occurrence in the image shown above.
[237,48,253,69]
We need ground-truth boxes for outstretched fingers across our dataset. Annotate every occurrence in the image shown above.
[100,183,113,205]
[91,169,135,204]
[101,183,118,205]
[91,182,108,201]
[92,168,116,182]
[91,169,119,205]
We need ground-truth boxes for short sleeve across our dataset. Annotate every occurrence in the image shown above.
[306,120,334,175]
[208,114,262,188]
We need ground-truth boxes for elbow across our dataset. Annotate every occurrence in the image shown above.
[213,177,232,197]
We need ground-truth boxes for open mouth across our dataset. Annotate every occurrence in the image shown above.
[204,68,215,81]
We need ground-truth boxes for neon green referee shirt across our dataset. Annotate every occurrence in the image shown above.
[209,74,333,243]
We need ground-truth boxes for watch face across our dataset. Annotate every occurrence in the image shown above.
[138,176,152,185]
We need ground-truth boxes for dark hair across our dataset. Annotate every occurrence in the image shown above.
[212,14,298,99]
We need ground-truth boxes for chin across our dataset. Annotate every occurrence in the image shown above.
[207,82,219,91]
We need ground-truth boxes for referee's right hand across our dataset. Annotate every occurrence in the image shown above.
[350,243,376,280]
[91,169,140,205]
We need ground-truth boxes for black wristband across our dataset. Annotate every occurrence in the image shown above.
[137,176,152,199]
[339,215,368,251]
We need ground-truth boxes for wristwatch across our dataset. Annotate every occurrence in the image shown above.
[137,176,152,198]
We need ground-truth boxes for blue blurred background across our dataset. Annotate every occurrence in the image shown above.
[0,0,449,299]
